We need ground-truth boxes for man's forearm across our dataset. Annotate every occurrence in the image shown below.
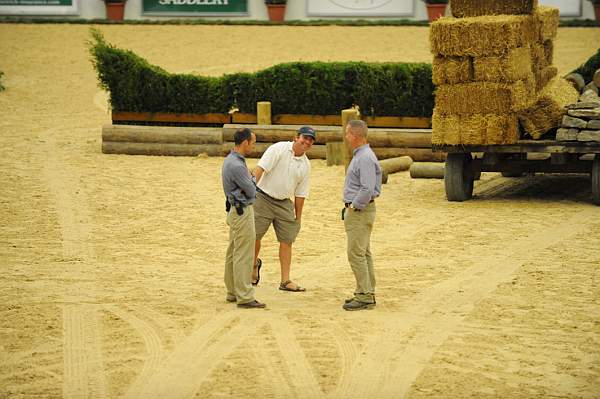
[253,166,265,183]
[294,197,305,221]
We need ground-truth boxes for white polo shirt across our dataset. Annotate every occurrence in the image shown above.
[257,141,311,200]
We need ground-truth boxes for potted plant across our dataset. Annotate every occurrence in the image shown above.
[422,0,448,22]
[588,0,600,22]
[101,0,127,22]
[265,0,287,22]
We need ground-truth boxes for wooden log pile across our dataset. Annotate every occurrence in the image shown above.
[102,123,445,162]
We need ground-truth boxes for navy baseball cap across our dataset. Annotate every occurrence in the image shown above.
[298,126,316,140]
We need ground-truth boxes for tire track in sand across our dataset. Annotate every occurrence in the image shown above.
[132,311,265,398]
[270,317,322,398]
[102,305,166,399]
[40,133,107,398]
[334,208,598,399]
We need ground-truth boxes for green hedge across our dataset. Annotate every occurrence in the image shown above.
[89,29,434,117]
[572,47,600,84]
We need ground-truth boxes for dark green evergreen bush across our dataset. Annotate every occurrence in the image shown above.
[572,47,600,84]
[89,29,434,117]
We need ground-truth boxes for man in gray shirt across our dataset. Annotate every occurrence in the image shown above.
[222,128,265,309]
[341,120,382,311]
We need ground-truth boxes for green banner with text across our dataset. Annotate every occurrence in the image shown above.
[0,0,72,5]
[143,0,247,14]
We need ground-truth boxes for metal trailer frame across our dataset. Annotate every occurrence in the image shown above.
[434,140,600,205]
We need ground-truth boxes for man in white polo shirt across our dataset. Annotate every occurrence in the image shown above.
[252,126,315,292]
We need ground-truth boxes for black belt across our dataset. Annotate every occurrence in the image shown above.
[344,200,374,208]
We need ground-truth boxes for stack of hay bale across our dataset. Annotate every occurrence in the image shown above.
[430,0,577,145]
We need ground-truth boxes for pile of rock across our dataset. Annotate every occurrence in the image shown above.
[557,104,600,142]
[557,69,600,142]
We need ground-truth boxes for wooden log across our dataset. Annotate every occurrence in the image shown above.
[380,156,413,184]
[409,162,445,179]
[380,156,413,174]
[101,141,326,159]
[257,102,271,125]
[102,124,223,144]
[231,113,257,124]
[363,116,431,129]
[273,114,341,126]
[326,142,345,166]
[111,112,230,124]
[367,129,431,148]
[102,142,228,157]
[223,124,341,144]
[223,124,432,147]
[373,148,446,162]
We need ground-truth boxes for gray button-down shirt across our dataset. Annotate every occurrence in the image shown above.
[222,150,256,207]
[343,144,382,209]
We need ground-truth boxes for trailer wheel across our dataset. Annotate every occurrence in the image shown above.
[593,155,600,205]
[445,153,474,201]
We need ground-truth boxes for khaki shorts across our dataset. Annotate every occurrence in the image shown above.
[254,191,301,244]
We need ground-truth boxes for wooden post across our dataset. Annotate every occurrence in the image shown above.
[326,142,345,166]
[257,101,271,125]
[341,108,359,170]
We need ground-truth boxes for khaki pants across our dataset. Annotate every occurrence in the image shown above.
[344,203,376,303]
[225,205,256,304]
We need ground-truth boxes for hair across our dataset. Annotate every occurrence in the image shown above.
[233,128,253,145]
[347,119,368,138]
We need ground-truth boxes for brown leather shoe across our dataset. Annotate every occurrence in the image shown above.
[343,300,375,311]
[237,300,266,309]
[226,294,236,303]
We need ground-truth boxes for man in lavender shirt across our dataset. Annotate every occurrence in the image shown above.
[341,120,382,311]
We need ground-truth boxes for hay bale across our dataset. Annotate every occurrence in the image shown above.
[432,55,473,85]
[435,76,536,115]
[535,65,558,92]
[474,47,532,83]
[451,0,538,18]
[430,14,538,57]
[530,41,554,71]
[518,77,580,139]
[544,40,554,66]
[432,111,520,145]
[536,6,559,41]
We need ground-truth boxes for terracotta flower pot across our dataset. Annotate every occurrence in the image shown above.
[266,4,286,22]
[426,3,446,22]
[106,2,125,21]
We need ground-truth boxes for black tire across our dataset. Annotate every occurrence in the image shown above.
[592,155,600,205]
[445,153,474,201]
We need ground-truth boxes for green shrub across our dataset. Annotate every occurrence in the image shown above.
[89,29,434,117]
[0,71,4,92]
[572,47,600,84]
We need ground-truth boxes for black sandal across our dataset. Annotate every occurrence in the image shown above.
[252,258,262,286]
